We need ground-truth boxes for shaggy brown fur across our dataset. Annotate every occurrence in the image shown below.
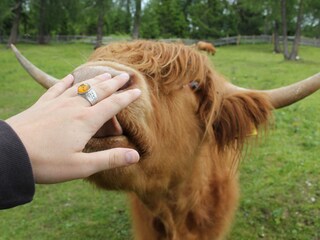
[196,41,217,55]
[79,40,273,239]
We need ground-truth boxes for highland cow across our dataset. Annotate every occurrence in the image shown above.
[197,41,216,55]
[12,41,320,240]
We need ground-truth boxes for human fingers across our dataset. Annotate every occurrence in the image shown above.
[82,73,131,105]
[34,148,139,184]
[76,148,140,178]
[71,73,132,107]
[63,72,112,97]
[37,74,74,102]
[89,88,141,127]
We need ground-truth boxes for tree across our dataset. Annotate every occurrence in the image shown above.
[281,0,304,60]
[22,0,83,43]
[95,0,106,49]
[1,0,320,43]
[7,0,23,47]
[273,20,281,53]
[302,0,320,37]
[189,0,237,39]
[140,0,189,38]
[124,0,132,33]
[106,0,132,35]
[257,0,282,53]
[37,0,47,44]
[289,0,304,60]
[30,0,65,43]
[140,0,160,38]
[0,1,12,22]
[156,0,188,38]
[132,0,141,39]
[234,0,265,36]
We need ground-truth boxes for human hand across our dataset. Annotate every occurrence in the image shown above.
[5,73,141,184]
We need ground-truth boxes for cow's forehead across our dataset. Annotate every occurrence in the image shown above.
[72,61,138,84]
[72,66,121,84]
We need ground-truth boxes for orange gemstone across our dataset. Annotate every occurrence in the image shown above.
[78,83,90,94]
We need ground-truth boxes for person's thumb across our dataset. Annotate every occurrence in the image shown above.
[80,148,140,177]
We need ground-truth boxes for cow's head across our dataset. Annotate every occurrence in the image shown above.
[11,41,320,195]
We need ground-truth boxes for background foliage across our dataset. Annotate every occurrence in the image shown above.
[0,0,319,40]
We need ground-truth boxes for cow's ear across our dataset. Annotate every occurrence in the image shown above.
[212,92,273,149]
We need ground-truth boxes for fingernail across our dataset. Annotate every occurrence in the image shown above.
[132,88,142,96]
[65,74,74,81]
[63,74,74,85]
[101,73,112,79]
[118,73,130,80]
[125,150,140,164]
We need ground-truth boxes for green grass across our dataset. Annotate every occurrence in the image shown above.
[0,43,319,240]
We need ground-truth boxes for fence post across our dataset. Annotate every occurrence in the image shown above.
[237,35,241,45]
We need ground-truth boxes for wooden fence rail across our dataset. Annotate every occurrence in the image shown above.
[1,35,320,48]
[182,35,320,47]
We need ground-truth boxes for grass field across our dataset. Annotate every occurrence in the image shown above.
[0,43,319,240]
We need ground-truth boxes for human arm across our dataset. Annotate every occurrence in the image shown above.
[1,73,140,209]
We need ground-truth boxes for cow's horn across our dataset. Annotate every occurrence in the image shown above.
[11,44,59,89]
[226,73,320,109]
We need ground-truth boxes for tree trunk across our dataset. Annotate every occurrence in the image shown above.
[273,20,281,53]
[132,0,141,39]
[289,0,303,60]
[281,0,289,59]
[125,0,131,33]
[7,0,22,47]
[95,0,105,49]
[38,0,46,44]
[182,0,193,20]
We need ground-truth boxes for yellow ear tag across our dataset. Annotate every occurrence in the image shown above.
[247,127,258,137]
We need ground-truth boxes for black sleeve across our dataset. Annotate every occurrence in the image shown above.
[0,120,35,209]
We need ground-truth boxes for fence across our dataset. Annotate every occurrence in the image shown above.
[181,35,320,47]
[1,35,320,47]
[0,35,131,45]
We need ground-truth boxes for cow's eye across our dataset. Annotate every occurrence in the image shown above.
[189,81,200,91]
